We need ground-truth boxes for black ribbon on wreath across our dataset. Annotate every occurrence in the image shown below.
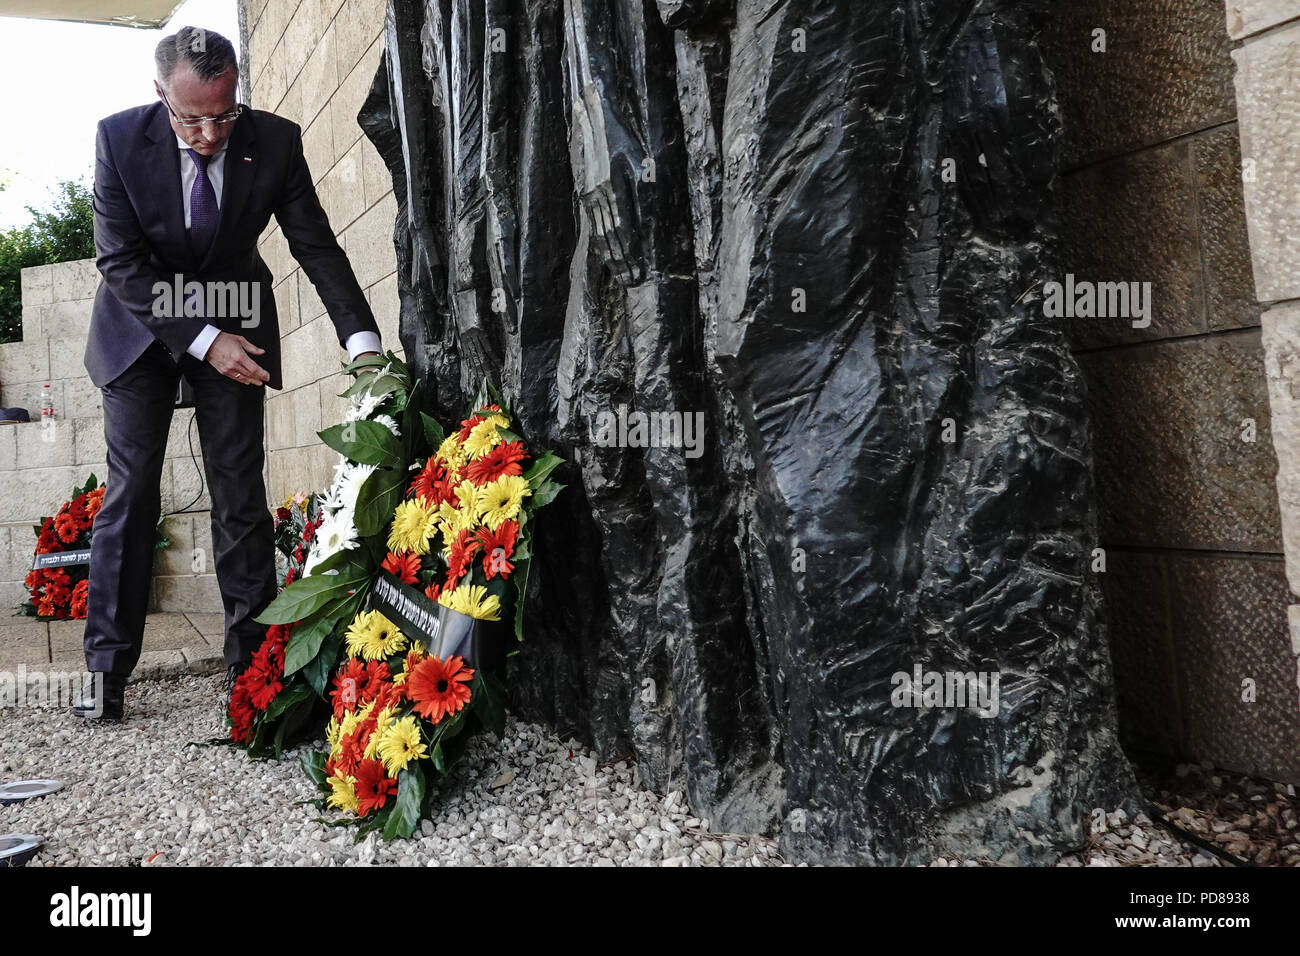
[368,570,506,678]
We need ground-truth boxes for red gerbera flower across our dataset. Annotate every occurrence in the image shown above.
[456,414,486,442]
[444,530,480,590]
[354,759,398,816]
[406,655,474,724]
[54,513,80,544]
[381,550,421,585]
[408,457,449,502]
[229,681,257,742]
[242,661,282,711]
[284,567,299,586]
[331,658,368,719]
[70,579,89,618]
[424,581,442,602]
[476,520,519,579]
[465,441,527,486]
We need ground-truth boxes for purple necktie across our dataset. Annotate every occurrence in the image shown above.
[186,148,218,257]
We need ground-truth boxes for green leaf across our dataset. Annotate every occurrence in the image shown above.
[354,466,408,538]
[420,412,445,450]
[317,420,400,467]
[382,767,427,841]
[273,695,317,759]
[523,451,563,488]
[302,624,346,697]
[340,370,378,398]
[254,562,369,624]
[283,613,335,676]
[513,556,530,642]
[300,749,328,790]
[471,671,507,739]
[430,742,445,773]
[368,374,403,400]
[529,479,565,510]
[263,681,312,723]
[341,354,387,375]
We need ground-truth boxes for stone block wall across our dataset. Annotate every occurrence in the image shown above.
[1046,1,1300,781]
[1,260,223,618]
[244,0,401,508]
[1231,4,1300,774]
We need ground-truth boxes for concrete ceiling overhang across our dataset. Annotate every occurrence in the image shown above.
[0,0,182,28]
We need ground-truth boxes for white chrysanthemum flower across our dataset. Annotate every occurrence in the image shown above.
[372,414,400,437]
[345,388,385,423]
[337,462,377,514]
[301,507,360,576]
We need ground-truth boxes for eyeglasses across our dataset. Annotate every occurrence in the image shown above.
[158,88,242,128]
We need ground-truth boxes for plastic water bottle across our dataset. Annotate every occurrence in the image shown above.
[41,384,55,421]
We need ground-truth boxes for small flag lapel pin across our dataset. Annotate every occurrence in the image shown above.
[243,156,253,163]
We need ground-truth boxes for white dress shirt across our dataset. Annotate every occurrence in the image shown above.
[175,132,381,364]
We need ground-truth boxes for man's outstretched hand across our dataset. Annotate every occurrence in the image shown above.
[205,331,271,386]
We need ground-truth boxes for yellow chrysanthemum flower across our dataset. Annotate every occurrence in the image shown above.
[463,414,510,460]
[344,610,409,662]
[377,715,428,776]
[477,474,531,530]
[436,435,467,477]
[325,774,359,814]
[326,715,342,749]
[388,498,438,554]
[438,583,503,621]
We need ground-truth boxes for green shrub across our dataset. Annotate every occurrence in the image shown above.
[0,178,95,343]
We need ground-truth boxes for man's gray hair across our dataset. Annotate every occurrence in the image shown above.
[155,26,237,85]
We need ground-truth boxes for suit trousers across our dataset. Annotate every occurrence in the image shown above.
[82,337,278,676]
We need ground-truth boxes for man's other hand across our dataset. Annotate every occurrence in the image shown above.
[205,331,271,385]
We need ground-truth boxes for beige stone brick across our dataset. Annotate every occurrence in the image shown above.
[280,315,341,391]
[1262,303,1300,594]
[360,128,392,208]
[301,21,341,128]
[141,611,203,651]
[341,191,398,289]
[297,267,328,324]
[330,39,379,159]
[281,0,324,89]
[335,0,383,80]
[259,224,292,284]
[20,264,53,307]
[318,373,350,427]
[72,417,106,465]
[47,620,83,660]
[1233,22,1300,302]
[0,424,15,471]
[63,376,102,419]
[302,112,336,186]
[367,271,400,347]
[48,334,89,381]
[169,456,211,513]
[50,259,100,301]
[1226,0,1300,39]
[154,574,223,613]
[164,407,199,459]
[43,298,92,339]
[21,304,46,342]
[319,138,368,232]
[0,339,50,385]
[265,389,298,450]
[15,419,75,470]
[273,274,301,334]
[293,381,324,448]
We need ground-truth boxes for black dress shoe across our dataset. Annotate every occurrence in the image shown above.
[71,672,126,721]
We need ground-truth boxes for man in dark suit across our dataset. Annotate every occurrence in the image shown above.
[73,26,382,721]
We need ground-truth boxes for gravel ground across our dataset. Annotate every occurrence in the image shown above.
[0,674,1292,866]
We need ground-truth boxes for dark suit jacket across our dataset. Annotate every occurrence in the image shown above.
[84,100,379,392]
